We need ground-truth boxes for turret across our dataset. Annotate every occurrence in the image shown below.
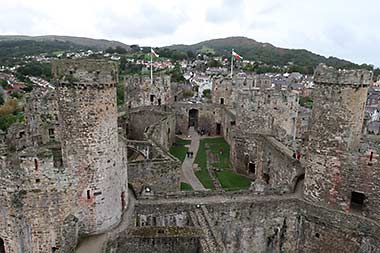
[53,59,128,234]
[304,64,376,216]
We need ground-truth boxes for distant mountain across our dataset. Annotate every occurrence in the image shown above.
[166,36,372,73]
[0,35,130,51]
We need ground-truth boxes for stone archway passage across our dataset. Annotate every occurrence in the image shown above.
[0,238,5,253]
[189,109,199,128]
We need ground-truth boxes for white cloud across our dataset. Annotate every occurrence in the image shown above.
[0,0,378,66]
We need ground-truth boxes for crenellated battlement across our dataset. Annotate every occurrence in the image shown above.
[314,63,373,86]
[52,59,119,87]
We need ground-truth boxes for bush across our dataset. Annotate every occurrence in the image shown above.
[17,61,52,80]
[0,99,23,131]
[0,113,24,131]
[183,89,193,98]
[299,96,313,109]
[203,89,211,99]
[180,182,193,191]
[0,99,18,116]
[117,83,125,106]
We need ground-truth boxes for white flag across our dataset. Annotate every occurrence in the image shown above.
[151,48,159,57]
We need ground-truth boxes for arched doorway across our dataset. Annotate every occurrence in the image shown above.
[188,109,199,128]
[0,238,5,253]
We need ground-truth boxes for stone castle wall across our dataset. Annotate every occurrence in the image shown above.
[305,64,377,218]
[128,159,180,195]
[174,103,224,136]
[24,88,60,147]
[211,75,271,107]
[236,88,299,141]
[127,106,180,195]
[0,146,78,253]
[125,75,172,109]
[53,59,128,235]
[127,107,172,142]
[108,195,380,253]
[230,131,303,191]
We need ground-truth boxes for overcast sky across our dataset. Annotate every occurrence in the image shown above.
[0,0,379,66]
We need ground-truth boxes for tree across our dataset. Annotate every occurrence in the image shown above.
[119,56,127,73]
[299,96,313,109]
[115,46,127,54]
[117,83,125,106]
[170,62,185,82]
[374,68,380,81]
[186,50,195,59]
[130,44,140,53]
[125,63,143,75]
[0,99,18,116]
[206,59,222,68]
[0,99,23,131]
[17,61,52,80]
[105,47,114,54]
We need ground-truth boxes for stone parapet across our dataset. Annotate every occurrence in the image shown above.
[314,63,372,86]
[52,59,118,87]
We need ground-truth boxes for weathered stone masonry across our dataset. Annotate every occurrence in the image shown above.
[0,59,129,253]
[304,64,380,219]
[53,59,128,235]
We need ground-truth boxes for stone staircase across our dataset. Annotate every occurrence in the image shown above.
[190,206,226,253]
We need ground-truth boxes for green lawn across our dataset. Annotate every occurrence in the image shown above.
[176,138,191,145]
[194,137,252,191]
[194,137,230,190]
[194,138,213,190]
[195,137,231,170]
[207,137,231,169]
[180,182,193,191]
[195,170,215,190]
[169,137,191,161]
[216,170,252,190]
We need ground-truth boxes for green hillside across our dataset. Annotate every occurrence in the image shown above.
[0,35,130,51]
[0,40,87,65]
[166,36,374,74]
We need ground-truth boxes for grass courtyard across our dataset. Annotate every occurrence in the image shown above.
[194,137,253,191]
[169,137,191,161]
[180,182,193,191]
[215,170,252,190]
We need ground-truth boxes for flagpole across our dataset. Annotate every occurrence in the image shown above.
[230,49,234,77]
[150,48,153,85]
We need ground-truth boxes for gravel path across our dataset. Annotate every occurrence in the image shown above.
[181,127,206,191]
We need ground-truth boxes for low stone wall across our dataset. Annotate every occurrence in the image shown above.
[128,159,180,195]
[130,195,380,253]
[105,227,202,253]
[137,187,285,201]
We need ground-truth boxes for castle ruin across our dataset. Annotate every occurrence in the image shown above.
[0,60,379,253]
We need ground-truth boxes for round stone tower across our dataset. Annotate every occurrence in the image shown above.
[52,59,128,235]
[304,64,372,209]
